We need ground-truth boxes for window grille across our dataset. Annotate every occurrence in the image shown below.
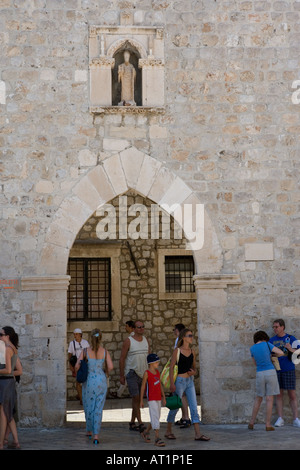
[67,258,112,321]
[165,256,195,293]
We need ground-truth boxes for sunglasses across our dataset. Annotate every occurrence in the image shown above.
[0,333,5,337]
[136,326,145,329]
[185,334,193,338]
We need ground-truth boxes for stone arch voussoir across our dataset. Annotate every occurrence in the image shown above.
[38,147,223,275]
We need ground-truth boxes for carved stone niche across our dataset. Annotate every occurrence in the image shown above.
[89,26,165,113]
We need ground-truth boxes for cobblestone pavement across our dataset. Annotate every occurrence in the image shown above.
[4,399,300,451]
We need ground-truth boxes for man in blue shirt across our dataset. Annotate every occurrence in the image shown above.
[269,319,300,427]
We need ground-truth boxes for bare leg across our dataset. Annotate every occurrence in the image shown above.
[275,390,284,419]
[7,418,19,447]
[249,396,263,426]
[266,395,274,428]
[132,395,142,425]
[288,390,298,420]
[0,406,7,449]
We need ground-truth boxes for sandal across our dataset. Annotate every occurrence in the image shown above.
[155,438,165,447]
[8,441,21,449]
[164,433,176,440]
[137,423,146,433]
[175,418,184,426]
[195,434,210,441]
[141,431,151,443]
[129,422,138,431]
[180,419,191,428]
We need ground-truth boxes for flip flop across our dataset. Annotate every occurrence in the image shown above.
[164,433,176,440]
[195,435,210,441]
[155,438,165,447]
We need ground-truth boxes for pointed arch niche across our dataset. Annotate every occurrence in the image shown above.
[21,148,241,426]
[89,26,165,112]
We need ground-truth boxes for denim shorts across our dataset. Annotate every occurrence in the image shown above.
[167,376,201,425]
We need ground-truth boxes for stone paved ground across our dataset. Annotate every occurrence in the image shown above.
[4,399,300,452]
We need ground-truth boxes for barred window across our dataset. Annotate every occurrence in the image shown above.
[165,256,195,293]
[67,258,112,321]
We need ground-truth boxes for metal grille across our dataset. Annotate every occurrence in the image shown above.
[67,258,111,321]
[165,256,195,293]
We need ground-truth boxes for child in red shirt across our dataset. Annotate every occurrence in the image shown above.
[140,354,166,447]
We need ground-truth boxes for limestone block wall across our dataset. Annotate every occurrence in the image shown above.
[0,0,300,425]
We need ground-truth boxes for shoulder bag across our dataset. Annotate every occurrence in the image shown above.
[161,348,180,390]
[76,348,88,383]
[267,342,281,371]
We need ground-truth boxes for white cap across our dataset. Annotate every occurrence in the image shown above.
[73,328,82,334]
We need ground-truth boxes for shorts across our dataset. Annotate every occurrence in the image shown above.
[256,369,280,397]
[126,369,142,397]
[148,400,161,430]
[276,370,296,390]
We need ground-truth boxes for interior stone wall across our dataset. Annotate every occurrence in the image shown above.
[66,190,198,400]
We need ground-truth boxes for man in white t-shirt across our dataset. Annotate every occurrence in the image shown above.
[68,328,89,404]
[119,320,150,432]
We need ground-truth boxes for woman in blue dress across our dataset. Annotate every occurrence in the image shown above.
[76,329,113,444]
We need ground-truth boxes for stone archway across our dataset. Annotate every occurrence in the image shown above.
[21,147,240,426]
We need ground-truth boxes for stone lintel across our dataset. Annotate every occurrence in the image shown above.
[90,105,165,114]
[194,273,241,290]
[21,275,70,291]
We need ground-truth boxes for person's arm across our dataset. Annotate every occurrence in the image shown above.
[160,381,166,406]
[119,338,130,385]
[140,371,148,409]
[14,357,22,377]
[75,350,84,373]
[187,348,197,377]
[271,345,284,357]
[105,350,114,374]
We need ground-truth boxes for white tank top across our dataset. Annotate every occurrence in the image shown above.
[125,336,148,378]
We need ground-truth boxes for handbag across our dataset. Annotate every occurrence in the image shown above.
[69,341,77,368]
[267,342,281,371]
[161,348,180,390]
[76,348,88,383]
[166,394,182,410]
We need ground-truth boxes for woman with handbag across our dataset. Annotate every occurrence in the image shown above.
[249,330,284,431]
[75,329,113,444]
[165,328,210,442]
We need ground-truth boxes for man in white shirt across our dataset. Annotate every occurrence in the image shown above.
[119,321,150,432]
[68,328,89,404]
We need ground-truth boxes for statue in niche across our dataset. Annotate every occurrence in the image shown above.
[118,50,136,106]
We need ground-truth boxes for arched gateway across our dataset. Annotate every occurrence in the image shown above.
[21,147,240,426]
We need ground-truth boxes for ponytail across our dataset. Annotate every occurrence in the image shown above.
[90,328,102,352]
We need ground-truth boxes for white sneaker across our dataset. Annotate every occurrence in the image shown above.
[274,417,284,427]
[293,418,300,428]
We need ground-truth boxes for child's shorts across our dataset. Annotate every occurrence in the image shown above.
[148,400,161,430]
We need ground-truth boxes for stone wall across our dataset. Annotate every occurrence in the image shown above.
[0,0,300,425]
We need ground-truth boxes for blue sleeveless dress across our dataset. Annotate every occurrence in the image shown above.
[82,350,107,435]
